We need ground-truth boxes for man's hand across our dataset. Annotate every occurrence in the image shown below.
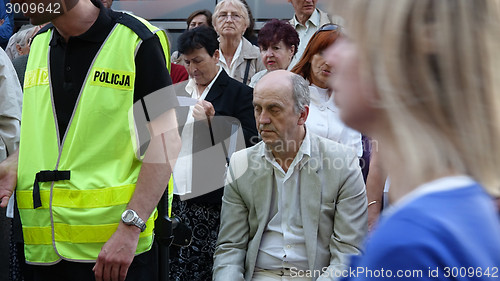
[192,100,215,121]
[0,151,19,208]
[93,223,141,281]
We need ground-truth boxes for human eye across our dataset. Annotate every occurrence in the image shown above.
[218,13,227,20]
[270,106,281,114]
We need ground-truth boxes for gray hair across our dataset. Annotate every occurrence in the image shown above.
[289,73,310,114]
[213,0,250,29]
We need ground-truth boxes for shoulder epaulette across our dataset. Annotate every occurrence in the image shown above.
[110,11,154,41]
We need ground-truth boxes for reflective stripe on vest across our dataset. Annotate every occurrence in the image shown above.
[17,21,162,264]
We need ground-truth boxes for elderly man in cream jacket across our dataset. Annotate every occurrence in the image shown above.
[213,70,367,281]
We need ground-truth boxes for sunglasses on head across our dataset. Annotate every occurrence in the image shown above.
[315,24,342,35]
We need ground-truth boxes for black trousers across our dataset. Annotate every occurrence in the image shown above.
[24,242,159,281]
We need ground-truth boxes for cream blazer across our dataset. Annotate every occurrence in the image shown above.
[213,133,367,281]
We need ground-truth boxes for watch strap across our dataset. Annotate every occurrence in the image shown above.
[134,216,146,232]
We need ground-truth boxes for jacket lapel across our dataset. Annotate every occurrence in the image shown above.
[205,69,229,103]
[251,152,274,223]
[300,138,322,270]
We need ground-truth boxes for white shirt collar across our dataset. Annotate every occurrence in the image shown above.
[292,8,321,28]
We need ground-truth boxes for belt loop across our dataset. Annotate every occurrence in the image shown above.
[32,170,71,209]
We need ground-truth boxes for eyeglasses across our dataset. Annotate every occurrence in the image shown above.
[217,13,242,21]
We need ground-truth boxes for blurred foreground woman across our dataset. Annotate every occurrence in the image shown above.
[324,0,500,279]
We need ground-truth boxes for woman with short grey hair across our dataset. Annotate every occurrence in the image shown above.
[212,0,264,85]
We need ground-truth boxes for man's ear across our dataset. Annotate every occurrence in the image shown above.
[297,105,309,125]
[16,44,23,56]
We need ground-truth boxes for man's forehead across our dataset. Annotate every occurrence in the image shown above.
[254,83,292,104]
[256,71,292,89]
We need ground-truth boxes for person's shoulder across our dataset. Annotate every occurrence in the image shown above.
[241,37,260,58]
[249,69,267,88]
[310,132,357,158]
[219,69,253,92]
[232,141,263,161]
[317,8,330,18]
[0,46,10,62]
[374,191,469,246]
[34,23,53,37]
[228,142,264,179]
[317,8,343,26]
[110,11,156,41]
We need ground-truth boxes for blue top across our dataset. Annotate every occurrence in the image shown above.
[342,177,500,280]
[0,0,14,49]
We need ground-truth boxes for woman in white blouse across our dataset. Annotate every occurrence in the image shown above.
[291,24,362,157]
[212,0,264,85]
[293,25,388,231]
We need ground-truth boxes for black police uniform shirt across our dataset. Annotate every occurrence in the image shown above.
[46,0,173,141]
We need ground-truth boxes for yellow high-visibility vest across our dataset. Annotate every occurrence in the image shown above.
[17,17,169,264]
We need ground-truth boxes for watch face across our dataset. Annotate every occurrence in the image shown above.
[122,210,134,222]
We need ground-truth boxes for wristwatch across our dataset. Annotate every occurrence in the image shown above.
[121,209,146,232]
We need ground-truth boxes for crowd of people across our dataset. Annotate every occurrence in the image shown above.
[0,0,499,281]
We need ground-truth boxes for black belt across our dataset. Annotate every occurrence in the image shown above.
[33,170,70,209]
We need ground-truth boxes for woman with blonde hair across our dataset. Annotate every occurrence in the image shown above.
[212,0,264,85]
[325,0,500,276]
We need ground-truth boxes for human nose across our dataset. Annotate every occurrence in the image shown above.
[258,110,271,124]
[264,49,274,57]
[324,58,331,68]
[186,62,196,74]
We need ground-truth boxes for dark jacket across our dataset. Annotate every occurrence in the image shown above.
[174,69,258,204]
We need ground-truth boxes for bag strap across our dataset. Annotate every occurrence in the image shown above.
[242,59,251,85]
